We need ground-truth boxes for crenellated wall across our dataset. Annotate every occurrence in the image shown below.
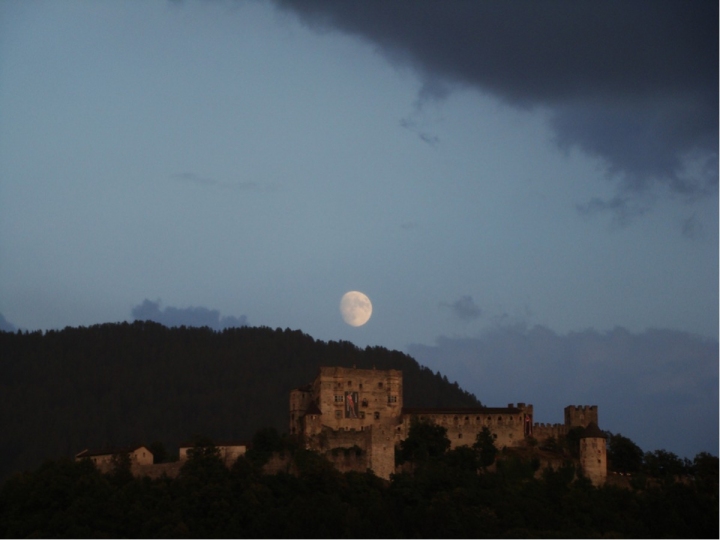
[290,368,606,484]
[564,405,598,428]
[532,423,568,442]
[399,407,530,450]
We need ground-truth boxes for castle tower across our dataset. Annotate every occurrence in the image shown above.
[579,421,607,486]
[564,405,598,428]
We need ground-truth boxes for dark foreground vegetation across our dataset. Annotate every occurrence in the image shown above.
[1,426,717,539]
[0,322,478,481]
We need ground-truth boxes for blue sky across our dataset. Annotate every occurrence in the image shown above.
[1,0,717,458]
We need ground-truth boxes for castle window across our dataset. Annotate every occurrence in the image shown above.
[458,433,463,439]
[497,417,503,423]
[374,412,380,420]
[348,381,352,386]
[359,383,363,389]
[334,395,343,403]
[361,399,368,407]
[388,395,397,404]
[359,411,365,419]
[493,434,497,439]
[378,382,383,389]
[335,410,342,419]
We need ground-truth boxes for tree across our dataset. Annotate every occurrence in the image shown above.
[245,427,284,466]
[397,419,450,464]
[564,427,585,459]
[180,436,226,480]
[642,449,688,480]
[473,427,498,468]
[691,452,718,494]
[607,433,643,474]
[147,441,169,464]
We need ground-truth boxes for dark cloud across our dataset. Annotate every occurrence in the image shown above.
[681,212,705,240]
[171,172,266,191]
[575,196,651,227]
[442,295,482,321]
[131,299,248,330]
[0,313,17,332]
[408,325,718,459]
[273,0,718,201]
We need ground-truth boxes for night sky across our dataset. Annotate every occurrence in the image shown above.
[1,1,717,459]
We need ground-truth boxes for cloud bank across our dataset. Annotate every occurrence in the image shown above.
[273,0,718,201]
[408,325,718,459]
[131,299,248,330]
[0,314,17,332]
[442,295,482,321]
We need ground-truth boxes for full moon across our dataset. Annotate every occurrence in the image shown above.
[340,291,372,327]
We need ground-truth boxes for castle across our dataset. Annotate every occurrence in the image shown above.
[75,366,607,485]
[290,366,607,485]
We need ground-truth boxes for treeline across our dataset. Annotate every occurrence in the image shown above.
[0,322,480,481]
[1,427,717,538]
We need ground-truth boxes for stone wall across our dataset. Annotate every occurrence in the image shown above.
[400,407,529,450]
[532,423,568,442]
[564,405,598,428]
[314,366,403,432]
[580,436,607,485]
[290,368,607,485]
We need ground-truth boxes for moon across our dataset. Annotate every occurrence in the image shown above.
[340,291,372,327]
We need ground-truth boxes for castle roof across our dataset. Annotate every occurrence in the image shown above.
[304,401,322,416]
[75,445,151,459]
[402,406,521,415]
[178,440,250,449]
[580,421,606,439]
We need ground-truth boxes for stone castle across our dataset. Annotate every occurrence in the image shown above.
[290,366,607,485]
[76,365,607,485]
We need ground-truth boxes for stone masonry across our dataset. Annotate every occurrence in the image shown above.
[291,366,607,484]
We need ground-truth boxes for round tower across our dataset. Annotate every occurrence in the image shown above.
[579,421,607,486]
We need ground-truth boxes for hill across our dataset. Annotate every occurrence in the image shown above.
[0,321,480,481]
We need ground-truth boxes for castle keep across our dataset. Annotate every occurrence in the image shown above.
[290,366,607,484]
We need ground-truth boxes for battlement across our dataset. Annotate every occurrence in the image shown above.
[290,368,606,485]
[533,422,564,429]
[564,405,599,428]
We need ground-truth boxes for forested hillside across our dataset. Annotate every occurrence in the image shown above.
[1,432,717,538]
[0,321,479,481]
